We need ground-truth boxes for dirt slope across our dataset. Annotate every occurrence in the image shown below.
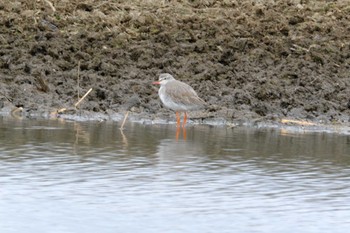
[1,0,349,124]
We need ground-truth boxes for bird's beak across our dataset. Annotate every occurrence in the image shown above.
[152,81,161,85]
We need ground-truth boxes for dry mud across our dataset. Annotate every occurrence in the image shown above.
[1,0,350,127]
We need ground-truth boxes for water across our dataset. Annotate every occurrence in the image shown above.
[1,117,350,233]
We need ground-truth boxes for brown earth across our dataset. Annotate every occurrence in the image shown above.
[0,0,350,125]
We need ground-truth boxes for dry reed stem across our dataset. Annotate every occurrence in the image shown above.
[57,108,67,113]
[120,111,130,130]
[50,107,67,118]
[281,119,317,126]
[77,60,80,99]
[10,107,23,118]
[43,0,56,12]
[0,91,12,102]
[74,88,92,108]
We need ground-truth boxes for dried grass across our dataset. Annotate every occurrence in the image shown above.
[281,119,317,126]
[74,88,93,108]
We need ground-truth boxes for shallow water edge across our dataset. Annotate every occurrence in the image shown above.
[1,108,350,136]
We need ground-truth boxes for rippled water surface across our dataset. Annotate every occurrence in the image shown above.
[1,117,350,233]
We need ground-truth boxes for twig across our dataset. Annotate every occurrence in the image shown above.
[52,108,67,116]
[120,111,130,130]
[0,91,12,102]
[10,107,23,119]
[43,0,56,12]
[290,44,317,53]
[74,88,92,108]
[77,60,80,99]
[281,119,316,126]
[57,108,67,113]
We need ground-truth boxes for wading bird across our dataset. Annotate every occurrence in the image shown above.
[153,73,205,127]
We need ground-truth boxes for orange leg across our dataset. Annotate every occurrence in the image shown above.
[182,112,187,128]
[176,127,180,141]
[176,112,181,128]
[182,127,187,140]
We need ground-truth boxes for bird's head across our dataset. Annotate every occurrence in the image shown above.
[152,73,175,85]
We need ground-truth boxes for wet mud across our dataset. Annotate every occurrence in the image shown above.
[1,0,350,127]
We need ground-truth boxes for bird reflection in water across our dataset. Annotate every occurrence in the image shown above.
[176,127,186,141]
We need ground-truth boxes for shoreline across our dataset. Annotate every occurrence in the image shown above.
[2,106,350,135]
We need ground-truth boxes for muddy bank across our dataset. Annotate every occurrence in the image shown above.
[0,0,350,126]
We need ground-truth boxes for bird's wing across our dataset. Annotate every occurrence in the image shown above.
[166,80,205,106]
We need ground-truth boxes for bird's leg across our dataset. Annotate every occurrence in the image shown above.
[182,127,187,140]
[182,112,187,128]
[176,112,181,127]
